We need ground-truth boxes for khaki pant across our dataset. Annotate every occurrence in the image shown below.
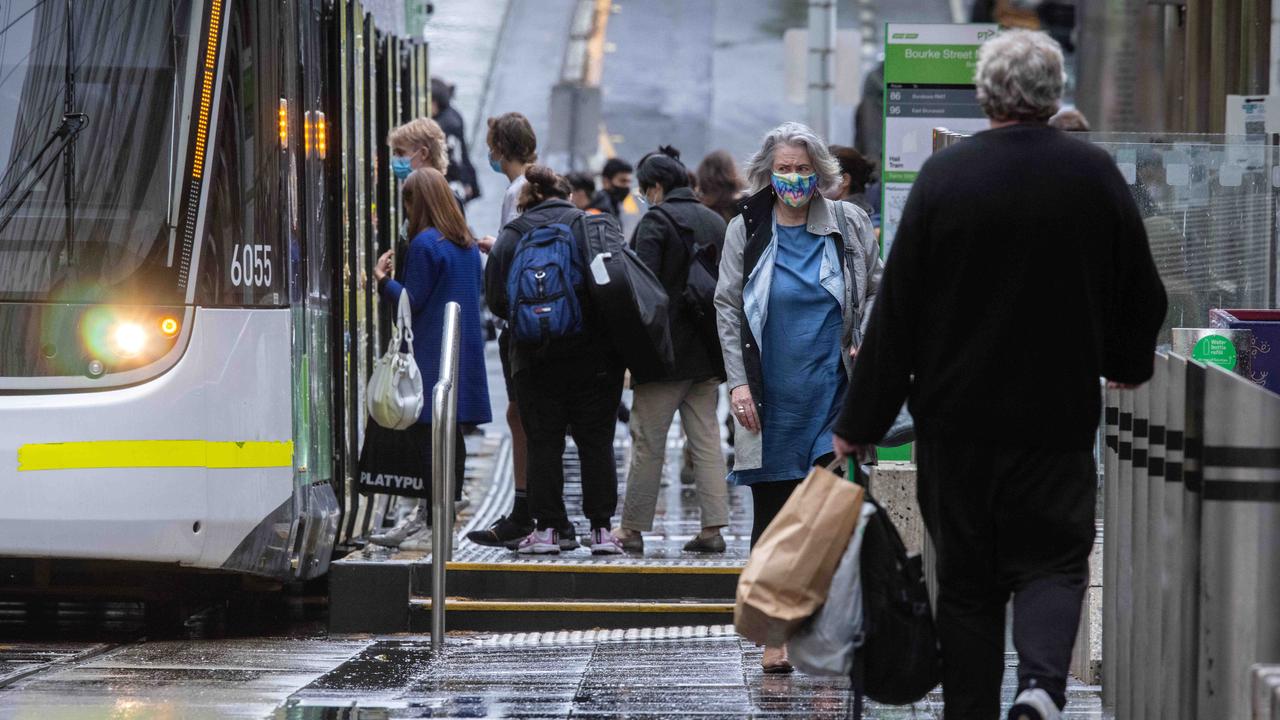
[621,378,729,531]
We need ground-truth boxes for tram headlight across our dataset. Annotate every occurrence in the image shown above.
[112,322,148,358]
[160,316,180,337]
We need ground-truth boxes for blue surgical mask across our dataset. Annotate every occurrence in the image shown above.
[489,154,503,174]
[392,156,412,181]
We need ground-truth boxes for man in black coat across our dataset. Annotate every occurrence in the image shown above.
[430,77,479,204]
[834,31,1166,720]
[613,148,730,555]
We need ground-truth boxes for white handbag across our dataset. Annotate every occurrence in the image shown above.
[367,290,425,430]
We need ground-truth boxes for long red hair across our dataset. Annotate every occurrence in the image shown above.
[402,168,473,248]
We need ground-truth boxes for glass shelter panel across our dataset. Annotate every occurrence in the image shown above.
[1085,133,1280,341]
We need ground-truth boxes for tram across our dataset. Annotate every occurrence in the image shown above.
[0,0,425,582]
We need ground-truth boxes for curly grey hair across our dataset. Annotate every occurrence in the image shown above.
[975,30,1066,122]
[744,121,841,194]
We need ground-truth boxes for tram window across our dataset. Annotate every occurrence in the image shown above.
[0,0,194,306]
[195,4,286,307]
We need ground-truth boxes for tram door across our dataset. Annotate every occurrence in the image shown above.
[280,0,338,550]
[332,0,378,546]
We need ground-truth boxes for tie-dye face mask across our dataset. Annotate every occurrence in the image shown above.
[771,171,818,207]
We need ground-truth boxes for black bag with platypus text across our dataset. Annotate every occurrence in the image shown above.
[356,420,431,498]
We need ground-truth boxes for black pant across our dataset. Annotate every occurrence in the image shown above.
[748,479,801,547]
[916,440,1096,719]
[514,356,624,530]
[415,423,466,517]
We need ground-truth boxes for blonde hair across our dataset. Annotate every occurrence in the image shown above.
[387,117,448,173]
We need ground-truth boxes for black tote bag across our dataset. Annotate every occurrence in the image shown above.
[356,420,431,499]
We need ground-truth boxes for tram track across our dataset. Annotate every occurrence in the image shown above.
[0,641,123,691]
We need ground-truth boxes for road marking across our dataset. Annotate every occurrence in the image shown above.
[17,440,293,471]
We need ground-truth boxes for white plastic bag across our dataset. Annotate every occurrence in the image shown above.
[367,290,424,430]
[790,502,876,676]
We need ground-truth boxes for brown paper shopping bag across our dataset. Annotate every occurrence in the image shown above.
[734,461,865,646]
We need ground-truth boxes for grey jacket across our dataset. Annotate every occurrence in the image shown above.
[714,189,882,470]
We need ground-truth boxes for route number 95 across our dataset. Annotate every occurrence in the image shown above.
[230,244,273,287]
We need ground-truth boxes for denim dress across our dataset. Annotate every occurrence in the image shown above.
[729,223,846,485]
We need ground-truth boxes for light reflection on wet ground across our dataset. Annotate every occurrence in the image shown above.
[273,629,1103,719]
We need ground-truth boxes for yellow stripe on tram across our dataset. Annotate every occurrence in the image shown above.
[16,440,293,472]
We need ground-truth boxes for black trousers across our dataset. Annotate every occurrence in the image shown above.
[916,440,1096,719]
[748,479,801,548]
[514,356,624,530]
[415,423,466,516]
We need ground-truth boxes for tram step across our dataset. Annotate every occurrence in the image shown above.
[413,561,740,601]
[407,598,736,632]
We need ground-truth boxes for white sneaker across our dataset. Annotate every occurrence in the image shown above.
[370,505,425,548]
[1008,688,1060,720]
[398,529,433,552]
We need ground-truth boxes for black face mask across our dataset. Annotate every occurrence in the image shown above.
[607,185,630,203]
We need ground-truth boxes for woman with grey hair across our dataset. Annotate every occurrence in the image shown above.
[714,121,881,673]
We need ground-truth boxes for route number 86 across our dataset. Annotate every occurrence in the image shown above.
[230,243,273,287]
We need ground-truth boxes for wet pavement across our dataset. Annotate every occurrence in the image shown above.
[0,627,1106,719]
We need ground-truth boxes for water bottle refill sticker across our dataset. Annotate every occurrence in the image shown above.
[590,253,611,285]
[1192,334,1238,371]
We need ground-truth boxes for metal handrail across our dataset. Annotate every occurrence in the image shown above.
[430,301,461,650]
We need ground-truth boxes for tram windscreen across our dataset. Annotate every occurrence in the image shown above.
[0,0,193,304]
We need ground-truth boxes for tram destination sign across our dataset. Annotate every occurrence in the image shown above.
[881,23,997,254]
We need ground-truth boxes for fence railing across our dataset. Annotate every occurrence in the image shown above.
[1103,352,1280,719]
[430,301,461,651]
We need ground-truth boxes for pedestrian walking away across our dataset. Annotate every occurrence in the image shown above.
[715,122,882,674]
[615,146,730,556]
[370,168,492,550]
[431,76,480,204]
[833,30,1167,720]
[467,112,542,550]
[484,165,627,556]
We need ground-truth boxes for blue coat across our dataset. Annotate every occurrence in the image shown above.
[380,227,492,426]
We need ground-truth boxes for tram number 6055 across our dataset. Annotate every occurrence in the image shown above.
[230,244,273,287]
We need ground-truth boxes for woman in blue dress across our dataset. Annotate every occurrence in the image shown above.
[370,167,492,549]
[714,122,882,673]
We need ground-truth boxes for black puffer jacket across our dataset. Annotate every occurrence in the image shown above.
[629,187,727,384]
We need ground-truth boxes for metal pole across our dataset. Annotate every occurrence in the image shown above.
[1146,355,1168,719]
[807,0,834,139]
[1131,381,1151,720]
[1102,384,1120,710]
[1116,388,1135,720]
[1197,365,1280,720]
[430,301,461,651]
[1163,355,1190,720]
[1181,357,1206,720]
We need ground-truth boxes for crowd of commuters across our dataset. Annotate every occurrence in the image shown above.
[367,26,1167,716]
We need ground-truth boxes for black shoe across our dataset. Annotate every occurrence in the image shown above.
[682,533,726,553]
[466,516,533,548]
[559,523,581,551]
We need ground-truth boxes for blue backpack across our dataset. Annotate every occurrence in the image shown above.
[506,212,585,346]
